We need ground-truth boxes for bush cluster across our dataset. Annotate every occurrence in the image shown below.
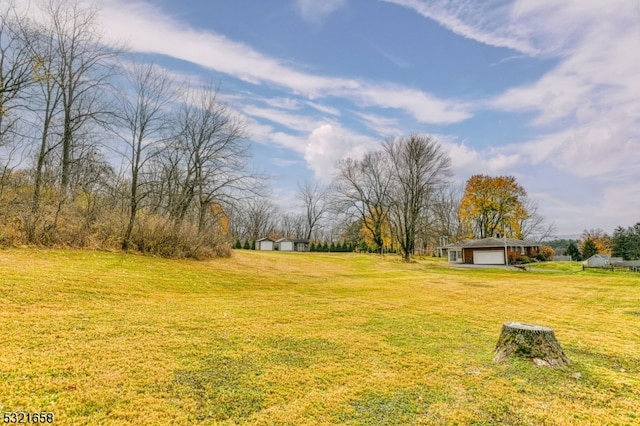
[0,185,231,259]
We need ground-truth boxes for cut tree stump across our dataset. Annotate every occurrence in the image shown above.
[493,322,570,367]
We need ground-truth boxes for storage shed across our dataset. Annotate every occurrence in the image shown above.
[276,238,310,252]
[256,237,274,251]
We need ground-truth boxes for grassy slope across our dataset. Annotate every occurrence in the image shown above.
[0,249,639,425]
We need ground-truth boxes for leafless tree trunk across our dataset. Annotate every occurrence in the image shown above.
[165,83,260,233]
[0,2,43,218]
[430,183,465,242]
[114,61,174,250]
[519,196,557,242]
[0,5,63,242]
[297,180,329,240]
[0,2,36,145]
[333,152,394,254]
[280,211,306,239]
[241,198,279,243]
[42,0,122,193]
[384,135,451,262]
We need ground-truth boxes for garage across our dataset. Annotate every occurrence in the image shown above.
[473,250,505,265]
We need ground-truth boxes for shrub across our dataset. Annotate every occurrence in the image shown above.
[129,216,231,260]
[538,245,555,261]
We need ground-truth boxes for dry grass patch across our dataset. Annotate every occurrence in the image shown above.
[0,249,639,424]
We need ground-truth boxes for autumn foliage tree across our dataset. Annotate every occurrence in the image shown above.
[459,175,527,239]
[579,228,611,256]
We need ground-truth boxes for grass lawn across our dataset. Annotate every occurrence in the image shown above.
[1,249,639,425]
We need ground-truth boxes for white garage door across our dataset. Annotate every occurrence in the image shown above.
[279,242,294,251]
[473,250,505,265]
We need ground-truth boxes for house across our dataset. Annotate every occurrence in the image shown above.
[442,237,541,265]
[276,238,310,252]
[256,237,275,251]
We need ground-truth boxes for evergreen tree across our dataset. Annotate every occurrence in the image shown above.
[628,223,640,259]
[234,239,242,249]
[243,240,251,250]
[612,226,629,259]
[329,242,336,252]
[310,242,316,252]
[581,239,598,259]
[612,223,640,260]
[321,242,329,252]
[565,241,581,261]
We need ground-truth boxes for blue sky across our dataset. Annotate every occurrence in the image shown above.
[59,0,640,235]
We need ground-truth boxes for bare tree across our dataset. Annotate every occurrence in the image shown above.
[0,3,35,206]
[0,2,36,144]
[42,0,122,192]
[242,198,279,243]
[280,211,306,239]
[384,134,451,262]
[297,180,329,240]
[164,83,256,234]
[333,151,394,253]
[518,196,556,242]
[10,8,65,242]
[114,61,175,250]
[430,183,465,243]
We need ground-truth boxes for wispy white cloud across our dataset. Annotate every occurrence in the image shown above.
[382,0,539,55]
[354,112,402,136]
[294,0,348,24]
[305,101,341,116]
[94,0,470,125]
[242,105,322,133]
[263,97,302,111]
[388,0,640,186]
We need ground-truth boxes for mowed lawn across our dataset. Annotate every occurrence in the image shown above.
[1,249,639,425]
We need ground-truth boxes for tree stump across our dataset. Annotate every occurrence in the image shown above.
[493,322,570,367]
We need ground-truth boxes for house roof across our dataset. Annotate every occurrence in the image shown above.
[584,254,624,265]
[445,237,540,249]
[256,237,274,242]
[275,238,310,243]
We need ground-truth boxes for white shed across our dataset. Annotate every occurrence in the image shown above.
[277,239,294,251]
[256,237,274,251]
[275,238,310,252]
[584,254,610,267]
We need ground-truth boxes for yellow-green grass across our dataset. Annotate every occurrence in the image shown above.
[1,249,639,425]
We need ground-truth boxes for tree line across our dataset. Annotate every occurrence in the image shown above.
[232,139,556,262]
[0,0,558,261]
[548,225,640,262]
[0,0,263,258]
